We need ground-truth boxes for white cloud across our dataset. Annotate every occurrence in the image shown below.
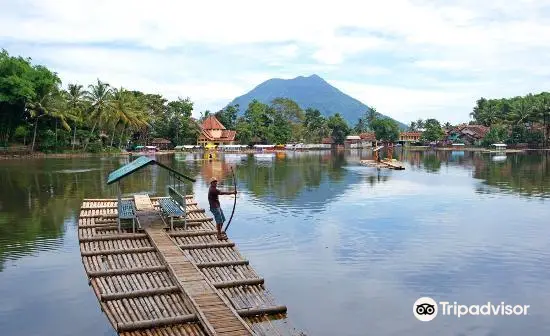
[1,0,549,123]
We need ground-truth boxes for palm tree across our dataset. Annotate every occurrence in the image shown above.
[508,100,534,126]
[534,95,550,147]
[27,86,70,152]
[84,79,112,150]
[365,107,378,130]
[480,101,499,127]
[408,121,417,131]
[443,122,452,129]
[65,83,85,150]
[416,118,425,130]
[108,88,150,148]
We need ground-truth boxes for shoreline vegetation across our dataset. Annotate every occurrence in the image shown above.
[2,146,547,160]
[1,48,549,157]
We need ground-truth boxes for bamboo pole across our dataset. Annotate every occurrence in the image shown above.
[80,233,148,242]
[237,305,287,317]
[196,260,249,268]
[116,315,197,332]
[88,265,168,278]
[169,231,217,237]
[213,278,264,289]
[178,242,235,250]
[82,247,156,257]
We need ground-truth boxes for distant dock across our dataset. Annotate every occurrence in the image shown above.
[78,195,301,336]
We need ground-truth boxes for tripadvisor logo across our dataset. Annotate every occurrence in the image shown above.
[414,297,438,322]
[413,297,530,322]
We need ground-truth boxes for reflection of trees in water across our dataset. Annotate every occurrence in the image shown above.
[422,152,442,173]
[473,152,550,198]
[0,156,199,270]
[402,150,479,172]
[0,161,98,270]
[234,151,393,203]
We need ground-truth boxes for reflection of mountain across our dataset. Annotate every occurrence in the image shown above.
[473,152,550,198]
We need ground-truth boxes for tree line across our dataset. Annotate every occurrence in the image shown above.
[0,49,198,152]
[211,98,353,145]
[469,92,550,146]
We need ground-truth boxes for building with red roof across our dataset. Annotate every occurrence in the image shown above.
[197,115,237,147]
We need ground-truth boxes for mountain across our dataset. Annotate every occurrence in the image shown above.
[227,74,407,129]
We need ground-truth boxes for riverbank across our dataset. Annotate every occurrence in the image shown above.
[404,146,534,153]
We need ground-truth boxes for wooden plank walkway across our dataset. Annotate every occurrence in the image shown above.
[78,195,303,336]
[147,228,253,336]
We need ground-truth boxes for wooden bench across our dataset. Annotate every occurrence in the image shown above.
[118,199,137,232]
[158,187,187,230]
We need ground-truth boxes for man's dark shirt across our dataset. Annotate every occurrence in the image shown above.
[208,185,221,208]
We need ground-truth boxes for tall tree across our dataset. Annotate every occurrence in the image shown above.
[215,104,238,130]
[371,118,400,143]
[303,108,330,143]
[25,65,64,151]
[84,79,112,150]
[327,113,351,144]
[420,118,444,142]
[65,83,86,150]
[365,107,379,130]
[354,118,367,133]
[270,98,304,142]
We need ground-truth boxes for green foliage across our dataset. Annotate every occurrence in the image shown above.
[420,119,444,142]
[507,125,527,145]
[371,118,400,143]
[303,108,330,143]
[354,118,367,133]
[13,125,29,142]
[482,125,508,147]
[471,92,550,146]
[231,99,350,145]
[327,113,351,144]
[0,49,204,152]
[215,104,238,130]
[526,130,544,144]
[86,141,103,153]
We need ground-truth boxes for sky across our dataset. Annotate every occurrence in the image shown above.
[1,0,549,125]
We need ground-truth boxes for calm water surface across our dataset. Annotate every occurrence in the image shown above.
[1,149,549,336]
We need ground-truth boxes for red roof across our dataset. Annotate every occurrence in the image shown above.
[359,132,376,141]
[452,124,489,138]
[400,132,422,137]
[201,115,226,130]
[322,137,334,144]
[198,129,236,142]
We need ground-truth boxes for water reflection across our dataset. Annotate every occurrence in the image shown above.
[0,150,549,336]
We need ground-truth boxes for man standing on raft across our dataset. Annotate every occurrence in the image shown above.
[208,177,237,240]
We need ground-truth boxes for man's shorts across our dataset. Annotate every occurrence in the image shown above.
[210,207,226,225]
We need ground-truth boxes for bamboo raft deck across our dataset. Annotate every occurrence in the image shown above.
[78,195,302,336]
[360,159,405,170]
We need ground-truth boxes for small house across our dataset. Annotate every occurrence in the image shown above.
[151,138,172,150]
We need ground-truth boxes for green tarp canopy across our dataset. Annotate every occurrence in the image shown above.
[107,156,196,185]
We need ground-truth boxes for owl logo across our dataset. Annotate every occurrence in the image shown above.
[416,303,435,315]
[413,297,438,321]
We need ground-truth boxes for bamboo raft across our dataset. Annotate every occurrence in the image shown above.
[78,195,303,336]
[360,159,405,170]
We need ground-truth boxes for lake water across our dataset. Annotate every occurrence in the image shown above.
[0,149,549,336]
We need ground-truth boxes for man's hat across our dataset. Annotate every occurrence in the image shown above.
[210,177,218,183]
